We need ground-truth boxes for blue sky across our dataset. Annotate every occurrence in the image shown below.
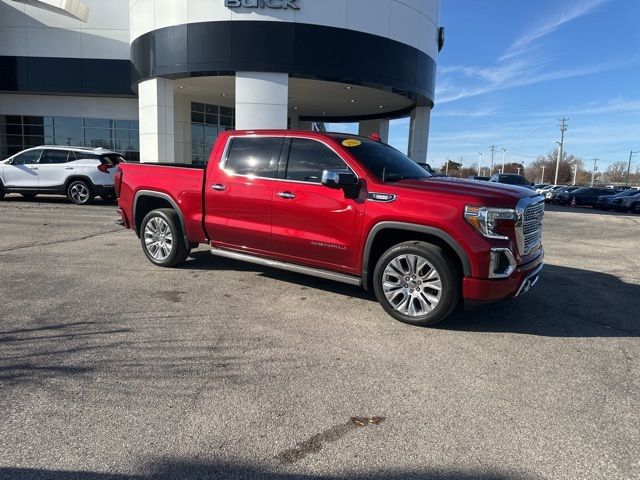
[328,0,640,171]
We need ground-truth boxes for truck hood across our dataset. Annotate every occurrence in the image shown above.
[390,177,540,208]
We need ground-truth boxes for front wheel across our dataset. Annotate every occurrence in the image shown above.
[67,180,94,205]
[140,208,190,267]
[373,241,460,327]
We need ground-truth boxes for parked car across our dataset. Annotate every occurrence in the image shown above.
[467,175,490,181]
[597,189,640,210]
[0,146,123,204]
[548,186,580,204]
[533,184,550,193]
[116,130,545,327]
[538,185,564,200]
[489,173,534,189]
[611,189,640,213]
[554,187,616,207]
[417,163,447,177]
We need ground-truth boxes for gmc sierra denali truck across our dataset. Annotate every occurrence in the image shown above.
[116,130,544,326]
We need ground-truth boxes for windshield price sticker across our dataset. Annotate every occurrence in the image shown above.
[342,139,362,147]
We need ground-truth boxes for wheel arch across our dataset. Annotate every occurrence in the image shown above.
[133,190,189,248]
[64,175,95,191]
[362,222,472,290]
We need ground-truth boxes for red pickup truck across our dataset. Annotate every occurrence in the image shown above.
[116,130,544,326]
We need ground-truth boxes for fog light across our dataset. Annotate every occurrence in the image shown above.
[489,248,516,278]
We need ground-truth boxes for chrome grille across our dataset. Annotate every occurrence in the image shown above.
[522,201,544,254]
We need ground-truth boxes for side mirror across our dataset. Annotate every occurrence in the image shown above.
[321,169,358,189]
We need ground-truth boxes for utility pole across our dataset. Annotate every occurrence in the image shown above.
[517,167,521,175]
[590,159,598,187]
[541,165,545,184]
[554,117,568,185]
[572,164,578,185]
[445,159,449,176]
[477,152,483,176]
[489,145,497,174]
[501,148,506,174]
[626,150,639,186]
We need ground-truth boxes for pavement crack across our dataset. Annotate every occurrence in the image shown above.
[0,228,123,253]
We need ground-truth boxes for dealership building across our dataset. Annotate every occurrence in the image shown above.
[0,0,442,164]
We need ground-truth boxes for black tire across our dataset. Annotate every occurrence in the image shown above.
[373,241,460,327]
[21,193,37,199]
[631,202,640,214]
[140,208,190,267]
[66,179,94,205]
[0,182,5,200]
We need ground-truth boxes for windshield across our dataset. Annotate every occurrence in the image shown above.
[500,175,529,185]
[330,135,430,182]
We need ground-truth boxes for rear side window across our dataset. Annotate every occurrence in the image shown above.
[224,137,283,178]
[39,150,69,164]
[285,138,348,183]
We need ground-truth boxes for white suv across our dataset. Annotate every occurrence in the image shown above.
[0,146,124,204]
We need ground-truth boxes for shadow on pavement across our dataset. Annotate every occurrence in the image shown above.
[0,461,536,480]
[183,253,638,337]
[1,194,116,206]
[444,263,639,337]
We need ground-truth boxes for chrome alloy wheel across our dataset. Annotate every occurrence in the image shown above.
[144,217,174,261]
[382,254,442,316]
[69,183,90,204]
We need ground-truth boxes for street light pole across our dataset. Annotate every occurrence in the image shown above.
[626,150,639,186]
[572,164,578,185]
[541,165,545,184]
[590,159,598,187]
[477,152,483,176]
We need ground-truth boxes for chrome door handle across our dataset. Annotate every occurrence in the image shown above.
[277,191,296,199]
[210,184,226,191]
[65,166,74,170]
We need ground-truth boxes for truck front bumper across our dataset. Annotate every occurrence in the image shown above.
[463,248,544,307]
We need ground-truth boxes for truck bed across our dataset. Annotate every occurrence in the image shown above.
[117,162,208,243]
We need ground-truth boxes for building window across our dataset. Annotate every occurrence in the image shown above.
[0,115,140,162]
[191,102,235,165]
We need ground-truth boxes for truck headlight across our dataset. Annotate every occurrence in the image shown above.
[464,206,516,240]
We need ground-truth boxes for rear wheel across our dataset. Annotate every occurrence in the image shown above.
[140,208,190,267]
[373,241,460,327]
[67,180,94,205]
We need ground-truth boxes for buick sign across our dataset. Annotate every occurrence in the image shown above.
[225,0,300,10]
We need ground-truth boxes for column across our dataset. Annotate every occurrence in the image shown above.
[358,119,390,142]
[408,106,431,163]
[235,72,288,130]
[138,77,175,163]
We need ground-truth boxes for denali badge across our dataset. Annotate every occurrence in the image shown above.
[225,0,300,9]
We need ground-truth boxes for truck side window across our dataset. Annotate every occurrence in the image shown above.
[285,138,348,183]
[224,137,282,178]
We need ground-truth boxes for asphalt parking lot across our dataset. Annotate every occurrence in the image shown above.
[0,195,638,480]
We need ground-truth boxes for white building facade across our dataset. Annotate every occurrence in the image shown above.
[0,0,442,164]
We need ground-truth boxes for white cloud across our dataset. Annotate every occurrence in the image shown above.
[500,0,609,61]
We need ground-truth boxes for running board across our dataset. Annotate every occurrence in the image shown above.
[210,248,362,286]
